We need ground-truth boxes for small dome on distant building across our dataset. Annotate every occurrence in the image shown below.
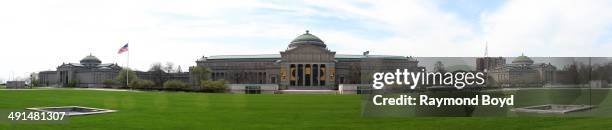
[80,54,101,66]
[197,56,207,62]
[288,30,326,49]
[512,53,533,65]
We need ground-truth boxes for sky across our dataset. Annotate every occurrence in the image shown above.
[1,0,612,81]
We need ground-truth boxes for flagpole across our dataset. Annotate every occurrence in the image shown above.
[126,41,129,88]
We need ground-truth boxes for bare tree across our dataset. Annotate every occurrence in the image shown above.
[149,62,163,72]
[149,62,167,87]
[434,61,446,73]
[164,62,175,73]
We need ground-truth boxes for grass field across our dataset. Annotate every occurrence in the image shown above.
[1,89,612,129]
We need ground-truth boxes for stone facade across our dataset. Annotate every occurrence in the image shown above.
[476,57,505,72]
[197,31,419,90]
[487,54,556,87]
[38,54,122,87]
[38,54,189,87]
[6,81,26,88]
[38,30,420,90]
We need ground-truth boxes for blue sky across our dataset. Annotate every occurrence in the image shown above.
[1,0,612,81]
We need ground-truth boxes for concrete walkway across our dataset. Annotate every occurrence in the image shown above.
[0,87,140,92]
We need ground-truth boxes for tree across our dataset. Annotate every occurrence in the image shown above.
[564,62,579,84]
[190,66,211,85]
[29,72,39,87]
[149,62,167,87]
[115,68,138,88]
[164,62,175,73]
[434,61,446,73]
[163,80,189,91]
[149,62,163,72]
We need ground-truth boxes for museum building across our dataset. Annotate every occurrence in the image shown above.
[196,30,420,90]
[38,54,189,87]
[38,30,419,92]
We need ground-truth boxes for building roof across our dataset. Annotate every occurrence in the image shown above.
[62,63,119,68]
[80,54,102,64]
[512,53,534,64]
[288,30,326,49]
[207,54,281,60]
[201,30,411,61]
[205,54,408,60]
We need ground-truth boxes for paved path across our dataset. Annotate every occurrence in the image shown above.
[0,87,140,92]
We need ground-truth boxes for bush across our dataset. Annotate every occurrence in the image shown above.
[130,79,155,90]
[163,80,189,91]
[198,80,227,93]
[140,80,155,89]
[102,79,115,88]
[66,79,79,87]
[30,79,39,87]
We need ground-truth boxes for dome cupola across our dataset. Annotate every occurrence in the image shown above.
[80,54,102,67]
[288,30,326,49]
[512,53,534,65]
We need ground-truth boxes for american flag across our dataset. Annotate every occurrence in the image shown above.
[117,43,128,54]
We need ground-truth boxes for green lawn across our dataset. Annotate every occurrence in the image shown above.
[1,89,612,129]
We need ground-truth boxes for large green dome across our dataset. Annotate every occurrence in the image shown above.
[80,54,101,66]
[288,30,326,49]
[512,53,533,65]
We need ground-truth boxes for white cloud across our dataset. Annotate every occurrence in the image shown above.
[482,0,612,57]
[0,0,611,80]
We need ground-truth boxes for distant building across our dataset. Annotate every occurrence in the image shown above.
[38,54,122,87]
[487,54,556,87]
[38,54,189,87]
[476,57,505,72]
[6,81,26,89]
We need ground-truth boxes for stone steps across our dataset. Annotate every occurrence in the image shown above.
[279,90,338,94]
[287,86,337,90]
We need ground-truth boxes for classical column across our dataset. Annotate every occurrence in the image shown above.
[301,64,305,86]
[313,64,319,86]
